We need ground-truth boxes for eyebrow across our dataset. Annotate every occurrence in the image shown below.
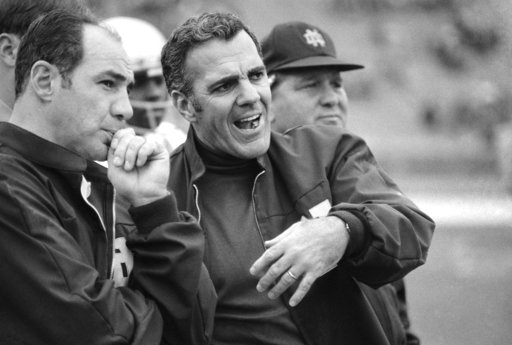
[207,73,238,93]
[103,70,135,88]
[249,65,266,75]
[207,65,266,92]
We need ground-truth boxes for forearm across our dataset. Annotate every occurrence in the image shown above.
[127,193,216,345]
[330,202,434,286]
[330,138,435,286]
[0,209,163,344]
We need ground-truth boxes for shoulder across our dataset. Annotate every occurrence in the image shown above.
[270,125,367,156]
[0,150,49,196]
[0,150,35,176]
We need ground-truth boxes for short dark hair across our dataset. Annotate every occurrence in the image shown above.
[161,12,261,97]
[14,9,97,97]
[0,0,92,36]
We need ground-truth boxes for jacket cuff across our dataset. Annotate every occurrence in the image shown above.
[328,210,367,258]
[129,193,179,235]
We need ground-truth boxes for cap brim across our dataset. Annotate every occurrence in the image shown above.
[273,56,363,72]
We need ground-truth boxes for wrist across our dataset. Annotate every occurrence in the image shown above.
[130,190,171,207]
[328,215,350,242]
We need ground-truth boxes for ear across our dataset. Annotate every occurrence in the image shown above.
[0,33,20,67]
[171,90,197,123]
[29,61,60,102]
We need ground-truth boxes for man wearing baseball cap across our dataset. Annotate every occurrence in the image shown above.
[263,21,363,132]
[263,21,420,345]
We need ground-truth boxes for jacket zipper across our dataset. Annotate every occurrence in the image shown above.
[251,170,267,248]
[192,171,266,247]
[80,176,107,232]
[110,188,117,278]
[80,175,113,280]
[193,184,201,222]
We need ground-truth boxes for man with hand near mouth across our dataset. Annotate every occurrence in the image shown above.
[163,12,434,345]
[0,9,214,345]
[101,16,188,152]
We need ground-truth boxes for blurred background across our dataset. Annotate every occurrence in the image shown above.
[86,0,512,344]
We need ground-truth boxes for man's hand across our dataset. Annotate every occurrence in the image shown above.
[249,216,350,307]
[108,128,170,207]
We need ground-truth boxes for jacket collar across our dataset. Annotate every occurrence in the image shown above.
[0,122,90,173]
[182,127,269,183]
[180,125,332,218]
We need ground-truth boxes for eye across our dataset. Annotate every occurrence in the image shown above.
[100,80,115,89]
[214,81,234,93]
[332,80,343,89]
[249,71,265,81]
[300,81,318,90]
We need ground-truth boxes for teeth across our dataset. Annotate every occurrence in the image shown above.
[239,114,260,123]
[235,114,261,130]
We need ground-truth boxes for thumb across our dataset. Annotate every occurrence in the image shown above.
[107,146,116,167]
[264,222,298,248]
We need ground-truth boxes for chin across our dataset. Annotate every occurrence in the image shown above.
[86,147,108,162]
[238,138,270,159]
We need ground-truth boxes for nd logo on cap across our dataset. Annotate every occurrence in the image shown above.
[303,28,326,48]
[262,21,364,73]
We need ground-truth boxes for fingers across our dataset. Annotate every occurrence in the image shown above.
[263,227,294,248]
[249,244,282,280]
[266,268,299,300]
[250,217,346,307]
[250,245,314,307]
[288,273,315,307]
[109,128,161,171]
[252,257,316,307]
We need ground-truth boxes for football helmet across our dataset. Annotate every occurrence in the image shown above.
[102,17,171,130]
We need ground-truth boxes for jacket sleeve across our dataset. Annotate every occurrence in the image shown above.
[327,133,435,287]
[0,158,214,345]
[127,193,217,345]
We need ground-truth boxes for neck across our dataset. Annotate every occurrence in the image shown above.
[0,97,12,121]
[0,67,16,111]
[0,83,14,121]
[193,133,257,172]
[9,97,57,145]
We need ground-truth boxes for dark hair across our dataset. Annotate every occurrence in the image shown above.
[0,0,92,36]
[161,12,261,97]
[14,9,97,97]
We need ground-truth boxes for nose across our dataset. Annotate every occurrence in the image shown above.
[112,91,133,122]
[236,79,260,106]
[320,84,348,113]
[320,84,340,106]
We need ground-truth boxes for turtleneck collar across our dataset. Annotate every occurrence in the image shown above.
[194,133,259,174]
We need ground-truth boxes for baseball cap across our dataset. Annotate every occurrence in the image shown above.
[262,21,364,74]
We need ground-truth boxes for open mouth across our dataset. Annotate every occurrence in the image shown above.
[234,114,261,130]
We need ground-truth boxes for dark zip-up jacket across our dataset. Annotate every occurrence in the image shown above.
[0,122,215,345]
[169,125,435,345]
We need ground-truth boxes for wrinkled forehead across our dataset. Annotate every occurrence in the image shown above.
[185,31,263,82]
